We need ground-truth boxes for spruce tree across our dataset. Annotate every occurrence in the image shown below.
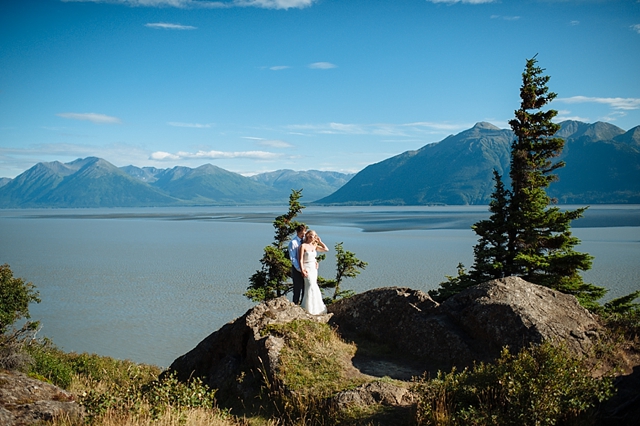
[431,57,604,308]
[506,57,599,307]
[245,189,305,302]
[469,170,511,283]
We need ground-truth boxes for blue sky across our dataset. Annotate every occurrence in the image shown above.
[1,0,639,179]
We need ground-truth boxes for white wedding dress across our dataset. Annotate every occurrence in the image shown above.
[301,249,327,315]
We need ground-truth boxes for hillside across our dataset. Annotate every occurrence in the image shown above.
[249,169,354,202]
[316,121,640,205]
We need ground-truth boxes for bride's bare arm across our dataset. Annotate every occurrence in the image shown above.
[315,236,329,252]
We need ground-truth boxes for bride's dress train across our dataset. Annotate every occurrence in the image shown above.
[301,250,327,315]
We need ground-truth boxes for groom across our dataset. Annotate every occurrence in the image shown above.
[288,224,307,305]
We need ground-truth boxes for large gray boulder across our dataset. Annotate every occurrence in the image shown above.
[328,277,602,369]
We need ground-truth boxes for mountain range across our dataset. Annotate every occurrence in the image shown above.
[0,158,353,208]
[316,120,640,205]
[1,120,638,208]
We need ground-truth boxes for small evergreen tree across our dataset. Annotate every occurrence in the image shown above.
[318,242,367,301]
[469,170,511,283]
[245,189,305,302]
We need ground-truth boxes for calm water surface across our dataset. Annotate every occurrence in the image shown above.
[0,205,638,367]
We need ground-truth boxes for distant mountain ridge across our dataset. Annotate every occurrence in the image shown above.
[316,120,640,205]
[0,159,353,208]
[1,120,638,208]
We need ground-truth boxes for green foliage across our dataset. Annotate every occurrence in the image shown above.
[412,342,615,426]
[319,242,367,301]
[469,171,510,284]
[429,263,474,303]
[601,293,640,341]
[0,263,40,334]
[80,371,217,421]
[245,189,305,302]
[26,339,75,388]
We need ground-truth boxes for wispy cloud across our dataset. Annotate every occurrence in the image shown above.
[57,112,121,124]
[150,149,282,160]
[168,122,212,128]
[308,62,337,69]
[427,0,495,4]
[556,96,640,111]
[632,24,640,34]
[243,137,293,148]
[145,22,197,30]
[490,15,520,21]
[286,121,470,137]
[234,0,315,9]
[570,20,580,26]
[269,65,290,71]
[61,0,316,10]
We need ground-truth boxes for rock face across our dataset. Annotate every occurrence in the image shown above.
[328,277,602,369]
[0,370,84,425]
[167,297,332,396]
[168,277,604,402]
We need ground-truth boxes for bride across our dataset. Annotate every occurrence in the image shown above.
[298,230,329,315]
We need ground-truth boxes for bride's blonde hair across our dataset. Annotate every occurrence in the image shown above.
[305,230,317,243]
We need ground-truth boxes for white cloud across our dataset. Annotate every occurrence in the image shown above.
[150,149,282,160]
[149,151,181,160]
[61,0,316,9]
[632,24,640,34]
[490,15,520,21]
[145,22,197,30]
[308,62,337,69]
[570,20,580,26]
[168,122,212,128]
[427,0,495,4]
[556,96,640,111]
[57,112,121,124]
[269,65,290,71]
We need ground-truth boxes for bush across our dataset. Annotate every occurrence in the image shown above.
[0,264,40,334]
[412,341,614,426]
[26,339,75,388]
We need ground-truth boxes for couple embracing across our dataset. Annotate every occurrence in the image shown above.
[288,225,329,315]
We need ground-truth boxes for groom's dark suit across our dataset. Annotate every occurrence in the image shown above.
[288,234,304,304]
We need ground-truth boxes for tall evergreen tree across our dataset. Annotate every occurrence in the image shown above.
[431,57,604,308]
[245,189,305,302]
[506,57,599,307]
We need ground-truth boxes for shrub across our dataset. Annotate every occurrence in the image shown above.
[26,339,75,388]
[412,341,614,426]
[0,263,40,334]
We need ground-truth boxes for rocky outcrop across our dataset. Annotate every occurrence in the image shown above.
[168,277,605,404]
[328,277,602,369]
[0,370,84,425]
[167,297,332,396]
